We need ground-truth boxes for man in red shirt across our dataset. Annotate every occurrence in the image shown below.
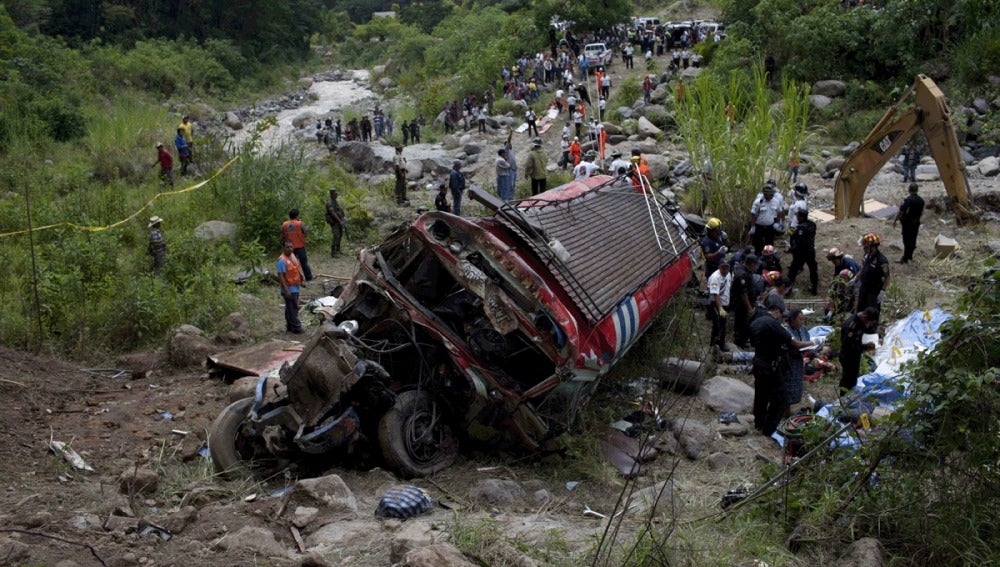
[281,209,313,282]
[152,142,173,186]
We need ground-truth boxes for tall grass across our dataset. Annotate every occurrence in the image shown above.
[674,65,811,241]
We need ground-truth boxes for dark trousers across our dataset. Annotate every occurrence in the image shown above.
[857,288,881,330]
[527,121,538,136]
[395,175,407,204]
[284,291,302,332]
[733,305,751,347]
[839,349,862,393]
[901,222,919,261]
[751,224,776,255]
[329,223,343,256]
[788,250,818,293]
[530,178,547,196]
[293,247,313,281]
[708,305,728,349]
[752,361,787,435]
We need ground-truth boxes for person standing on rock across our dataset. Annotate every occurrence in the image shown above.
[525,109,539,137]
[393,145,408,206]
[277,239,304,334]
[525,137,548,196]
[147,216,167,274]
[410,120,420,143]
[401,120,410,145]
[281,209,313,282]
[893,183,924,264]
[361,115,372,142]
[495,148,512,200]
[503,131,518,195]
[449,160,466,216]
[749,184,785,255]
[324,189,346,258]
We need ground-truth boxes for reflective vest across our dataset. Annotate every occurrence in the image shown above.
[279,253,303,286]
[282,219,307,249]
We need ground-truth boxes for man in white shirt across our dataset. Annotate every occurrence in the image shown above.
[749,183,786,255]
[573,150,601,179]
[608,149,631,176]
[787,183,808,229]
[707,259,733,352]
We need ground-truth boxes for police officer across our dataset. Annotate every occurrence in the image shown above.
[893,183,924,264]
[787,209,818,295]
[700,217,728,280]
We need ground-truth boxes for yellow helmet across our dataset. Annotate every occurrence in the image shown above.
[706,217,723,230]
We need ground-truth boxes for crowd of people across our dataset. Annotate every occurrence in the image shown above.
[702,177,926,437]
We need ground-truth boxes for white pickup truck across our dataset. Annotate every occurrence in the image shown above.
[583,43,612,69]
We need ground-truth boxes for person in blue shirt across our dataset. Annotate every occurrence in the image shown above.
[174,128,192,176]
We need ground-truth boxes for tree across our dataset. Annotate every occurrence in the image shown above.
[532,0,631,35]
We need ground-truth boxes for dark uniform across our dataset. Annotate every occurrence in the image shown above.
[787,217,818,294]
[750,313,795,436]
[760,252,782,275]
[838,313,867,392]
[435,189,451,213]
[700,233,726,279]
[730,262,756,348]
[857,250,889,329]
[898,192,925,263]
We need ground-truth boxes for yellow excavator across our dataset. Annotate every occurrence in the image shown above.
[833,75,978,225]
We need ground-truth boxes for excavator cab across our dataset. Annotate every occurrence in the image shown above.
[833,75,978,225]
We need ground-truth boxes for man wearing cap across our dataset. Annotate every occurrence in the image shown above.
[707,259,732,352]
[277,239,304,334]
[525,138,548,195]
[826,247,859,279]
[855,233,889,330]
[324,189,346,258]
[393,145,408,206]
[282,209,313,282]
[435,184,451,213]
[787,183,809,230]
[569,136,582,167]
[787,208,818,295]
[449,160,466,215]
[749,184,786,255]
[608,149,630,176]
[152,143,173,186]
[147,216,167,274]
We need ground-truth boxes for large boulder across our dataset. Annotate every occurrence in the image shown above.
[812,80,848,97]
[617,106,634,119]
[698,376,755,412]
[644,154,672,182]
[972,97,989,115]
[626,480,681,518]
[291,474,359,518]
[649,84,670,104]
[832,537,887,567]
[298,77,314,89]
[292,111,316,129]
[659,358,706,394]
[378,77,396,89]
[601,122,623,135]
[841,141,861,155]
[402,543,476,567]
[391,521,439,564]
[672,418,714,459]
[825,157,846,172]
[224,111,243,130]
[681,67,701,79]
[809,95,833,109]
[978,156,1000,176]
[214,526,286,557]
[167,325,214,368]
[193,220,237,243]
[915,163,940,181]
[335,141,379,172]
[472,478,525,507]
[405,160,425,180]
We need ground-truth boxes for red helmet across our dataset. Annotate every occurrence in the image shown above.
[826,247,844,260]
[762,245,776,255]
[862,232,881,246]
[838,269,853,279]
[764,270,781,284]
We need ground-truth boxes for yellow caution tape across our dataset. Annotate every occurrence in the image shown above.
[0,156,240,238]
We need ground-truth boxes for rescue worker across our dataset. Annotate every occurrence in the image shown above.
[749,184,786,255]
[524,137,548,195]
[707,258,732,353]
[826,247,860,279]
[893,183,924,264]
[730,255,759,348]
[786,209,818,295]
[760,244,782,275]
[838,307,879,393]
[824,269,856,323]
[569,136,582,166]
[854,232,889,330]
[435,184,451,213]
[281,209,313,282]
[608,149,630,176]
[700,217,728,280]
[147,216,167,274]
[628,148,650,192]
[324,189,346,258]
[277,239,304,334]
[750,305,816,436]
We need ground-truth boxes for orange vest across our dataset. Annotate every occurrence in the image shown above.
[788,150,800,167]
[279,252,303,286]
[282,219,307,249]
[569,141,582,165]
[631,160,650,192]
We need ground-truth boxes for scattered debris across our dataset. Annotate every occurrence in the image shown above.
[78,368,129,379]
[375,486,434,519]
[48,440,94,473]
[564,481,579,491]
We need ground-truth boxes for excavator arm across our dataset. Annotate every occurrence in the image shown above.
[833,75,977,225]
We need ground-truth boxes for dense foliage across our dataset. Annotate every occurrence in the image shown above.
[750,270,1000,564]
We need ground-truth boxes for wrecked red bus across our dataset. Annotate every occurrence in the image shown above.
[209,175,695,477]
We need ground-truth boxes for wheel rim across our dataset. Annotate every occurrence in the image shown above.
[403,403,454,466]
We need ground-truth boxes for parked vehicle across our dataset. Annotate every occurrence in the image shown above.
[209,175,695,478]
[583,43,613,69]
